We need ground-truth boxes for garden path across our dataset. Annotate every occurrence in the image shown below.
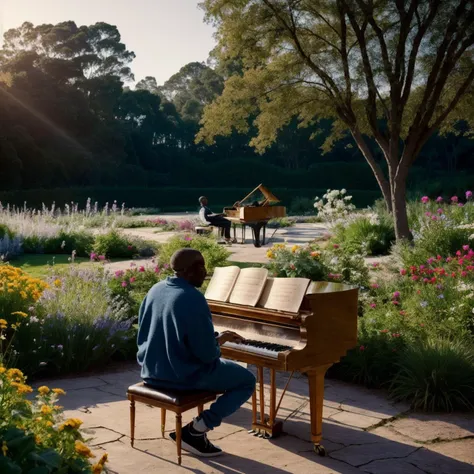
[34,363,474,474]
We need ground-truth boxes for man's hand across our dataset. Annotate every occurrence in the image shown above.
[217,331,245,346]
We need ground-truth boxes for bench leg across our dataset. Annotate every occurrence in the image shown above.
[130,399,136,447]
[176,414,182,465]
[161,408,166,438]
[198,404,204,415]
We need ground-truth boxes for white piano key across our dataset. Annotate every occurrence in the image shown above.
[223,341,282,359]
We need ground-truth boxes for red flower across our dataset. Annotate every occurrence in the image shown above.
[392,301,400,306]
[392,333,401,338]
[359,346,365,351]
[399,311,407,316]
[400,269,407,276]
[380,329,389,334]
[139,266,145,272]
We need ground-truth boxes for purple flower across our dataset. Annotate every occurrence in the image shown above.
[99,255,106,261]
[90,252,97,261]
[121,281,127,288]
[466,190,473,199]
[451,196,459,203]
[115,270,124,278]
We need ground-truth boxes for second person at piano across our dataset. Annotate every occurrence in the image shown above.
[137,248,256,458]
[198,196,234,244]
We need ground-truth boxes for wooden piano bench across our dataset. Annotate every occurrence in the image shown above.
[127,382,217,465]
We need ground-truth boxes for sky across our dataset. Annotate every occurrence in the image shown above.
[0,0,217,85]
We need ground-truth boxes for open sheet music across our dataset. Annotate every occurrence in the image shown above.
[228,268,269,306]
[258,277,311,313]
[204,266,241,302]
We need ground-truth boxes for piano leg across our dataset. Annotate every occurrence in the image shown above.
[307,364,332,457]
[249,223,264,247]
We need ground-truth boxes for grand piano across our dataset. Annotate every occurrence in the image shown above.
[223,184,286,247]
[205,267,359,456]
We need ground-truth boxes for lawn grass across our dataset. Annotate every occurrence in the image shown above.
[7,254,129,279]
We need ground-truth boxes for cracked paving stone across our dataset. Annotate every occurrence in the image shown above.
[405,443,474,474]
[329,411,382,429]
[388,413,474,443]
[330,441,419,466]
[82,427,123,446]
[361,459,427,474]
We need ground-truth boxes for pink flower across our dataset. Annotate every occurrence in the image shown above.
[461,271,468,277]
[425,211,431,217]
[127,245,133,250]
[399,310,407,316]
[372,262,379,268]
[290,264,296,270]
[139,266,145,272]
[466,190,473,199]
[370,303,377,309]
[392,333,401,338]
[98,255,105,261]
[130,277,136,283]
[90,252,97,261]
[333,244,340,249]
[456,250,462,257]
[411,275,419,281]
[437,208,444,214]
[427,257,434,265]
[400,269,407,276]
[436,196,443,203]
[446,257,453,263]
[431,216,438,221]
[359,346,365,351]
[421,196,429,203]
[393,291,401,299]
[451,196,459,203]
[121,281,127,288]
[463,245,470,251]
[459,203,464,207]
[392,300,400,306]
[115,270,124,278]
[154,266,161,273]
[371,283,380,289]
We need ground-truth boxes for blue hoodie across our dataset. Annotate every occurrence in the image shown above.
[137,276,221,385]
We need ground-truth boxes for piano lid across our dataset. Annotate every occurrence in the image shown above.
[238,184,281,207]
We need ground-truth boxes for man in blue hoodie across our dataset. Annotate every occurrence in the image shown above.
[137,248,256,458]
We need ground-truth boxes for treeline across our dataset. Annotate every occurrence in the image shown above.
[0,21,473,198]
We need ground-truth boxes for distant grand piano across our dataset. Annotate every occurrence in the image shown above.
[223,184,286,247]
[205,267,359,456]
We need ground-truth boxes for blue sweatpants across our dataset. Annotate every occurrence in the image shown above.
[146,359,256,429]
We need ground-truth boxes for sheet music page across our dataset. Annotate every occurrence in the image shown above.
[258,277,311,313]
[228,267,269,306]
[205,266,241,302]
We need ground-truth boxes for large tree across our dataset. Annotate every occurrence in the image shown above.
[197,0,474,239]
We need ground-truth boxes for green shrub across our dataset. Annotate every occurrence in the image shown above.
[22,230,94,257]
[12,267,133,377]
[390,338,474,411]
[289,196,315,215]
[158,234,230,274]
[0,223,14,239]
[332,216,395,256]
[267,217,295,228]
[0,363,109,473]
[92,229,138,259]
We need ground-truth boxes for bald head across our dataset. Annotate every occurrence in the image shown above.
[170,249,207,287]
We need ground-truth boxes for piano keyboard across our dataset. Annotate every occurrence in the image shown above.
[223,339,294,359]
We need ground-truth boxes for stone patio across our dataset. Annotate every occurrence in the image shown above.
[34,363,474,474]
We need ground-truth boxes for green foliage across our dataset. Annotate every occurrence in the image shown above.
[108,263,172,317]
[22,230,95,257]
[0,365,108,473]
[332,216,395,256]
[0,224,14,239]
[267,217,295,228]
[288,197,315,216]
[158,234,230,274]
[390,339,474,412]
[92,229,138,259]
[12,266,133,377]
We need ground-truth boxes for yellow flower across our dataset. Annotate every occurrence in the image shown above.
[0,367,5,374]
[310,251,321,259]
[52,388,66,396]
[35,435,42,445]
[11,311,28,318]
[291,245,300,253]
[266,250,275,259]
[46,421,53,427]
[92,464,103,474]
[38,386,50,395]
[75,440,95,458]
[2,441,7,456]
[41,405,53,415]
[6,368,24,381]
[0,319,7,326]
[59,418,83,431]
[53,279,62,288]
[13,383,33,394]
[53,405,63,410]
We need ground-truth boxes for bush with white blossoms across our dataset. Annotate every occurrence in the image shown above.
[314,189,356,223]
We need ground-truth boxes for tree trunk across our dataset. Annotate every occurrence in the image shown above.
[391,174,411,240]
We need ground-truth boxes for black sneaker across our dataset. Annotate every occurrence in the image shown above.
[169,423,222,457]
